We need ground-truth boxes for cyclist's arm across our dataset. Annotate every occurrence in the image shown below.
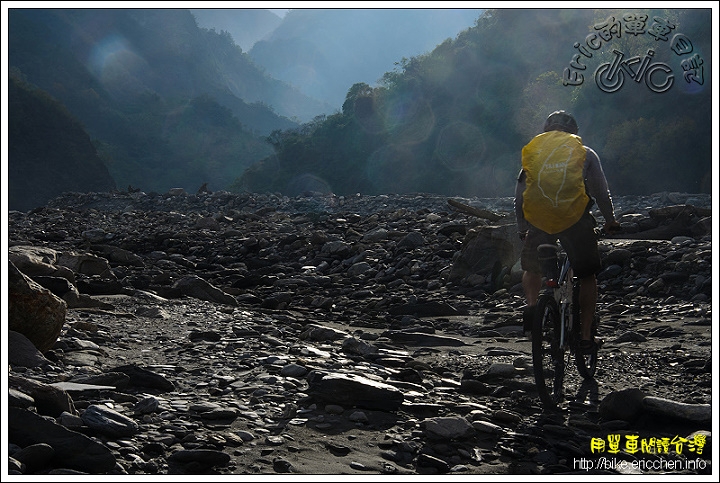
[584,147,618,225]
[515,169,530,235]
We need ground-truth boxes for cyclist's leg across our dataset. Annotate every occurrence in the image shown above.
[578,274,597,341]
[521,271,541,336]
[522,271,542,306]
[558,212,602,345]
[521,226,555,334]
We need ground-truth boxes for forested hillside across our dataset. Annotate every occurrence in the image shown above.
[8,74,116,211]
[7,8,712,210]
[248,8,483,108]
[239,8,712,198]
[190,8,282,52]
[7,8,328,199]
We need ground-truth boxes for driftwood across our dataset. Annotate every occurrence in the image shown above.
[615,204,710,241]
[447,199,504,222]
[446,200,708,244]
[643,396,711,424]
[648,204,712,219]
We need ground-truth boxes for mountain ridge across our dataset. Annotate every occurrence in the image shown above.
[190,8,282,52]
[248,8,484,108]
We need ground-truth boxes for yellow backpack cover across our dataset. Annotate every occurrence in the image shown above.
[521,131,589,234]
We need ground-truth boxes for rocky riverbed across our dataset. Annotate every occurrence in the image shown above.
[5,189,714,477]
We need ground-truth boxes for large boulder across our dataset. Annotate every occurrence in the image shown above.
[448,224,521,284]
[173,275,239,306]
[8,407,116,473]
[8,245,75,283]
[9,261,67,353]
[8,374,76,418]
[8,330,52,368]
[598,388,647,422]
[56,251,113,277]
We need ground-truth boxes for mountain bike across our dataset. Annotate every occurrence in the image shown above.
[531,242,600,411]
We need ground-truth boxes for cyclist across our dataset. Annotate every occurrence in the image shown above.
[515,110,621,353]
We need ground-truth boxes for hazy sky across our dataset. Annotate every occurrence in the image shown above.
[195,1,486,14]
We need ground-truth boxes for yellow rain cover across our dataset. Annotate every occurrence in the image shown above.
[521,131,589,234]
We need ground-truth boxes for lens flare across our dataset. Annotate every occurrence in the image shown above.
[87,34,148,99]
[88,34,130,75]
[383,93,436,145]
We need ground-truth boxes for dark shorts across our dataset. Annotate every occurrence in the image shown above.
[521,211,601,279]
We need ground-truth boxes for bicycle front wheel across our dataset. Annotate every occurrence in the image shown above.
[532,296,565,410]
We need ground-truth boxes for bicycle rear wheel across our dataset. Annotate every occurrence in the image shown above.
[532,296,564,410]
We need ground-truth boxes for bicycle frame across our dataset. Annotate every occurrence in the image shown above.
[532,241,599,410]
[538,243,577,352]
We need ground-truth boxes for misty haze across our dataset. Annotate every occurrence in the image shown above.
[4,5,715,479]
[7,8,711,211]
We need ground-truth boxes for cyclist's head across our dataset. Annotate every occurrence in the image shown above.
[543,110,578,134]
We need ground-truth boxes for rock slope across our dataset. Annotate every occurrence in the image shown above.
[6,189,713,476]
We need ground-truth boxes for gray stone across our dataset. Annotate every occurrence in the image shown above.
[448,224,520,283]
[612,331,648,343]
[306,371,404,411]
[173,275,238,306]
[8,375,76,418]
[599,388,647,422]
[8,330,52,368]
[11,443,55,473]
[109,364,175,391]
[8,388,35,409]
[91,244,145,267]
[9,261,67,353]
[8,245,75,282]
[8,407,116,473]
[341,337,379,356]
[81,404,140,437]
[397,231,425,249]
[57,251,113,277]
[422,416,475,439]
[300,324,350,341]
[49,381,116,392]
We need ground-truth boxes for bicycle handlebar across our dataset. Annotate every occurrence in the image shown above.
[595,224,623,239]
